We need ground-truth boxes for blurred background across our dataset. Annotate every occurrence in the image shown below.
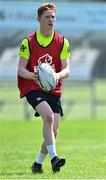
[0,0,106,120]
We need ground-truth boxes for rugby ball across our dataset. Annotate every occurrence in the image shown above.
[36,63,57,91]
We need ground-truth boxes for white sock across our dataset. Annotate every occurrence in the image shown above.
[47,144,57,160]
[36,152,46,164]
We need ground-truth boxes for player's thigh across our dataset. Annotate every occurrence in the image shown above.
[36,101,54,123]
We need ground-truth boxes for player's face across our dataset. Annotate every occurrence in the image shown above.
[38,10,56,30]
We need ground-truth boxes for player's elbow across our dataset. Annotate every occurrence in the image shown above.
[18,66,24,77]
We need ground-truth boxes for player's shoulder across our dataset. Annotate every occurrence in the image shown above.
[21,32,34,43]
[27,31,35,41]
[19,38,29,53]
[64,37,70,46]
[20,31,36,50]
[55,31,64,40]
[19,36,30,60]
[55,32,70,44]
[21,38,28,45]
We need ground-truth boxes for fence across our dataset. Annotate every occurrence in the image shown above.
[62,79,106,120]
[0,79,106,120]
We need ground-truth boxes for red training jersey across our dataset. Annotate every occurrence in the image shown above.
[18,31,64,97]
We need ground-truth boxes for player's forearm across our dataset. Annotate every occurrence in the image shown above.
[57,67,70,80]
[18,67,35,81]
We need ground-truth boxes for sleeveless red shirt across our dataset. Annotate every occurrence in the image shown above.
[18,31,64,97]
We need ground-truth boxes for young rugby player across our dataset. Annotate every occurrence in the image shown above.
[18,3,71,173]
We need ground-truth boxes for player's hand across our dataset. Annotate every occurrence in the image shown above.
[34,66,39,83]
[56,73,60,84]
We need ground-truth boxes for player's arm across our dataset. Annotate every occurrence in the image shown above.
[18,57,36,81]
[18,39,36,81]
[57,59,70,80]
[57,38,71,80]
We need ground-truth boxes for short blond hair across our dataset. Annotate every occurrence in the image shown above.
[37,3,56,17]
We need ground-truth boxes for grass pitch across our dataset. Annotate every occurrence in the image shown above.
[0,119,106,179]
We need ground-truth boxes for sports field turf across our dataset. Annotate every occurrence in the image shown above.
[0,119,106,179]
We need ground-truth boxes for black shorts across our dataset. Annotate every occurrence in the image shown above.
[26,90,63,117]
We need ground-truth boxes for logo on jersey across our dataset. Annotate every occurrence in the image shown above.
[38,54,52,65]
[67,46,70,53]
[20,44,27,52]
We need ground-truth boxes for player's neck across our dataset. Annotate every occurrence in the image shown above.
[40,28,54,37]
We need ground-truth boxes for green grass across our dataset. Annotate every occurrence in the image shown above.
[0,119,106,179]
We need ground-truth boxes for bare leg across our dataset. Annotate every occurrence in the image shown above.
[31,110,62,173]
[40,113,60,155]
[36,101,55,146]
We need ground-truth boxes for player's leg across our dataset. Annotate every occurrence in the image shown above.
[28,91,65,173]
[35,112,60,161]
[51,113,66,173]
[40,112,60,153]
[36,101,55,145]
[53,113,60,137]
[40,112,60,150]
[33,113,60,168]
[33,113,65,173]
[31,101,57,173]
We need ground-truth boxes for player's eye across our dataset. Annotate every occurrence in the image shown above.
[45,16,50,19]
[51,15,55,19]
[45,15,55,19]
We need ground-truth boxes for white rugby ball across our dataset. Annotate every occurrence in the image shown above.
[36,63,57,91]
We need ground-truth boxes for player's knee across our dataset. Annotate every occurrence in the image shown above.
[45,113,54,125]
